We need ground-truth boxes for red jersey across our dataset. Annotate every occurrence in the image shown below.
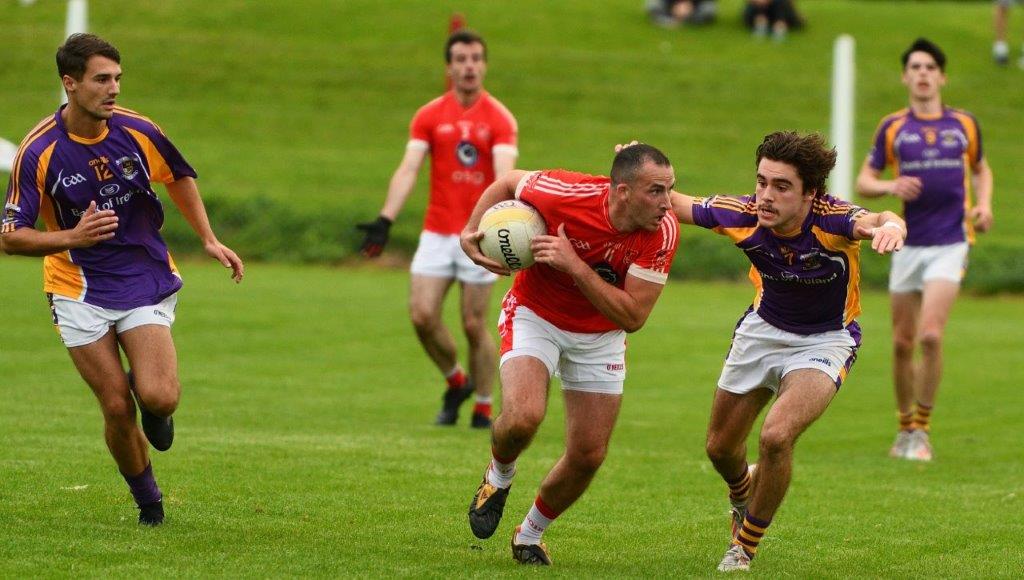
[509,170,679,333]
[409,90,518,235]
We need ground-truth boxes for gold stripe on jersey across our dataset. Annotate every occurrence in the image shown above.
[711,197,756,214]
[811,226,861,326]
[748,267,764,310]
[8,120,57,207]
[40,190,86,300]
[35,141,57,197]
[950,110,979,166]
[67,127,109,145]
[884,116,910,173]
[43,252,86,301]
[961,156,975,245]
[114,106,166,134]
[713,225,758,245]
[125,127,174,183]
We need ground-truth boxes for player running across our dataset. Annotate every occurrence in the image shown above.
[658,132,904,571]
[460,144,679,565]
[1,34,243,525]
[856,38,994,461]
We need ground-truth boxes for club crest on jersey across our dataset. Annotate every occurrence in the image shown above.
[922,127,937,146]
[456,140,479,167]
[593,262,618,285]
[115,156,139,180]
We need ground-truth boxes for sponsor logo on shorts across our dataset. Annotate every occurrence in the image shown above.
[153,309,171,321]
[606,363,624,371]
[809,357,832,367]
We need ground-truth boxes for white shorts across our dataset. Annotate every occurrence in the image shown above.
[498,299,626,395]
[888,242,968,293]
[49,293,177,348]
[410,231,498,285]
[718,310,859,395]
[996,0,1022,8]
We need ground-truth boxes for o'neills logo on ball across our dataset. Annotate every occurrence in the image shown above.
[497,228,522,268]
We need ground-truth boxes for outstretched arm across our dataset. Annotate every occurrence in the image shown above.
[852,210,906,255]
[165,177,244,283]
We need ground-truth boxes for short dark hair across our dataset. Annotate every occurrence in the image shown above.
[56,33,120,80]
[610,144,672,187]
[901,37,946,71]
[755,132,836,197]
[445,30,486,63]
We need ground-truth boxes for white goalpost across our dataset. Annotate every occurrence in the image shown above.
[2,0,88,172]
[829,34,856,201]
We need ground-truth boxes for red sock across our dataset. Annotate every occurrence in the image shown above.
[473,401,492,417]
[446,369,467,390]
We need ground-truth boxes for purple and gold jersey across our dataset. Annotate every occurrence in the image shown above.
[867,107,983,246]
[692,194,868,335]
[2,105,196,309]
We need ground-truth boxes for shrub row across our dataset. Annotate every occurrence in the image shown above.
[161,195,1024,293]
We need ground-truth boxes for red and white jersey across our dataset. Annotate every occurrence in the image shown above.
[508,170,679,333]
[409,90,518,235]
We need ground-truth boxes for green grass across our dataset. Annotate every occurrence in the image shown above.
[1,256,1021,576]
[1,0,1023,283]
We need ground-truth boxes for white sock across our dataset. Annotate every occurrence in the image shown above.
[475,395,492,405]
[444,365,462,379]
[486,457,515,489]
[517,500,554,545]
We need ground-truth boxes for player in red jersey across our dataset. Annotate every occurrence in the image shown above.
[357,30,518,428]
[460,145,680,565]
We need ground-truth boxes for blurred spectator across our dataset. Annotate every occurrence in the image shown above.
[993,0,1023,67]
[646,0,718,28]
[743,0,803,42]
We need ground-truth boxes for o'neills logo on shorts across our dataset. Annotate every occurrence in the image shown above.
[606,363,624,371]
[497,228,522,268]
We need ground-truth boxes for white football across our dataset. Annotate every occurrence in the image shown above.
[478,200,547,271]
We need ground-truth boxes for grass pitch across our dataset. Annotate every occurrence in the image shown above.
[0,257,1021,576]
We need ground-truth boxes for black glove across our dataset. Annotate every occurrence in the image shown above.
[356,216,392,257]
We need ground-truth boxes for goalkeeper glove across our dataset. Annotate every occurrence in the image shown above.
[356,216,392,257]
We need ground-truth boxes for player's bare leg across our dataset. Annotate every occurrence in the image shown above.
[906,280,959,461]
[409,275,472,424]
[706,387,772,535]
[469,356,549,539]
[890,291,920,458]
[460,281,497,427]
[119,325,180,451]
[409,274,458,371]
[506,389,620,564]
[67,329,163,525]
[724,370,835,569]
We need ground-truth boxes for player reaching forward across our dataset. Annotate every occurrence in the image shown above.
[656,132,904,571]
[460,144,679,565]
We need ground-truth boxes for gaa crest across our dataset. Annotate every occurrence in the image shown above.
[115,156,139,180]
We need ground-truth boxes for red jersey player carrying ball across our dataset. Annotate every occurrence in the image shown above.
[358,30,518,428]
[460,144,680,565]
